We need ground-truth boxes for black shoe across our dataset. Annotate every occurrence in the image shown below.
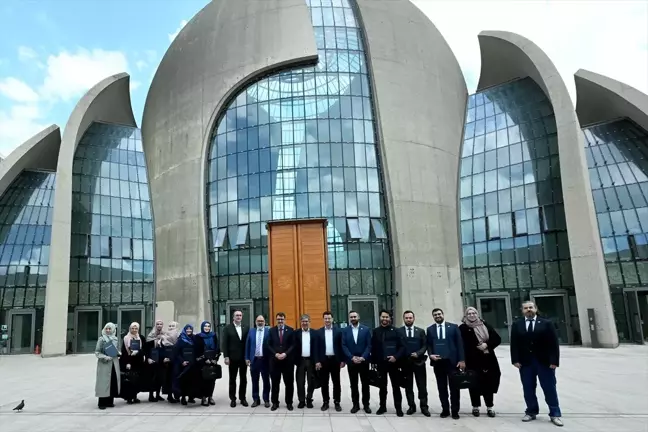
[452,413,460,420]
[181,397,187,406]
[472,408,480,417]
[376,407,387,415]
[306,401,314,409]
[230,400,236,408]
[156,394,165,402]
[364,406,372,414]
[201,398,209,406]
[335,403,342,412]
[127,400,134,405]
[240,399,249,407]
[133,398,141,404]
[298,401,306,409]
[421,407,431,417]
[321,402,329,411]
[149,394,157,402]
[396,409,404,417]
[287,404,294,411]
[252,400,260,408]
[99,406,106,410]
[407,406,416,415]
[168,397,178,404]
[264,401,271,408]
[440,410,450,418]
[271,403,279,411]
[487,407,496,418]
[188,398,196,404]
[209,398,215,405]
[107,403,115,408]
[350,405,360,414]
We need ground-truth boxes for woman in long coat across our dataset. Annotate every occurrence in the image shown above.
[95,322,121,409]
[120,322,145,404]
[163,321,179,403]
[172,324,201,405]
[459,307,502,418]
[145,320,168,402]
[194,320,221,406]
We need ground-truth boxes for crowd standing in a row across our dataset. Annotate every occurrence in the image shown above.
[94,301,563,427]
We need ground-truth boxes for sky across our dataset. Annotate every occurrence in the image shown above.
[0,0,646,158]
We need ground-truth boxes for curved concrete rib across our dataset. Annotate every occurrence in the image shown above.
[42,73,137,357]
[0,125,61,198]
[356,0,468,322]
[575,69,648,130]
[142,0,317,326]
[477,31,618,347]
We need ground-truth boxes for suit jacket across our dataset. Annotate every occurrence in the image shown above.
[264,325,296,367]
[314,326,344,363]
[370,325,406,363]
[397,325,427,366]
[341,324,371,362]
[510,317,560,367]
[426,322,465,366]
[221,323,249,362]
[245,326,270,362]
[294,328,319,364]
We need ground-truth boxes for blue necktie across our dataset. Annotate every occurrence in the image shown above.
[255,329,263,356]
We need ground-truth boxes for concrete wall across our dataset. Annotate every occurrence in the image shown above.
[0,125,61,198]
[42,73,137,357]
[141,0,318,327]
[575,69,648,130]
[356,0,468,324]
[477,31,618,347]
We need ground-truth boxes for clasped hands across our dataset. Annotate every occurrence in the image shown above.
[351,356,366,364]
[428,354,465,370]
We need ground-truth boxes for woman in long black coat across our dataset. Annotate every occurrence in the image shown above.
[459,307,502,418]
[172,324,201,405]
[120,322,145,404]
[162,321,179,403]
[144,320,168,402]
[194,320,221,406]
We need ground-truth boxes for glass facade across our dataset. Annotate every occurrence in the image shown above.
[460,78,580,343]
[68,122,155,348]
[206,0,392,326]
[0,171,54,353]
[583,119,648,341]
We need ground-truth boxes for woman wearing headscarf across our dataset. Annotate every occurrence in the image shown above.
[120,322,145,404]
[95,322,121,409]
[163,321,179,403]
[145,320,168,402]
[459,306,502,418]
[172,324,201,405]
[194,320,221,406]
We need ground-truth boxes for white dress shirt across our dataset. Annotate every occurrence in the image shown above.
[324,327,334,356]
[235,323,242,339]
[352,325,359,343]
[526,316,537,332]
[406,325,414,338]
[436,322,446,339]
[301,330,311,357]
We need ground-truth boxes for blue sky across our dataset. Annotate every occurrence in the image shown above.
[0,0,646,158]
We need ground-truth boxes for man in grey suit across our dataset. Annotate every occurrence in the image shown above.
[426,308,465,420]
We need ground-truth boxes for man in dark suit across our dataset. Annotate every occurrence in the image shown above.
[264,311,295,411]
[222,309,250,407]
[371,309,406,417]
[341,310,372,414]
[294,314,318,409]
[244,314,271,408]
[398,310,430,417]
[314,311,344,412]
[426,307,465,420]
[511,301,563,427]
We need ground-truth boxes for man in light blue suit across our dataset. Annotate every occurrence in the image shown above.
[245,314,271,408]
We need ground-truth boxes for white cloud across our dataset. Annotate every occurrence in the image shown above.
[17,46,38,62]
[131,80,141,91]
[0,103,48,157]
[0,77,39,102]
[168,20,188,42]
[412,0,648,100]
[40,48,130,102]
[136,60,147,70]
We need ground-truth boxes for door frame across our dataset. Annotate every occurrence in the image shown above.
[226,299,254,328]
[73,306,103,353]
[7,308,36,354]
[347,295,379,328]
[117,305,146,339]
[530,290,572,344]
[622,287,648,344]
[475,292,513,340]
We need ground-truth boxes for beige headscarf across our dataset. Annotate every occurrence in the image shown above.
[147,320,169,346]
[165,321,179,346]
[463,307,490,353]
[123,322,141,353]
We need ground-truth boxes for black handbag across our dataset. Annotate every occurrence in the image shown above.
[368,365,382,388]
[312,370,322,390]
[450,369,478,389]
[122,370,140,384]
[202,364,222,380]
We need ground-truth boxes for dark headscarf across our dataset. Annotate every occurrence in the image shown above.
[197,321,215,350]
[179,324,194,345]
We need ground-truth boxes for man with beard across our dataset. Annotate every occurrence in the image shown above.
[371,309,405,417]
[398,310,430,416]
[341,310,372,414]
[426,308,465,420]
[244,315,271,408]
[265,312,295,411]
[222,309,250,407]
[314,311,344,412]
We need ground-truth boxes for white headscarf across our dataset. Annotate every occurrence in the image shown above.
[102,322,118,346]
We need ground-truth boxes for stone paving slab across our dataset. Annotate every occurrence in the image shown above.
[0,345,647,431]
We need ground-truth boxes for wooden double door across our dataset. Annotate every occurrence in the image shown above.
[268,219,330,329]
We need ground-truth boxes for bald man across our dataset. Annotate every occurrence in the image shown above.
[245,315,271,407]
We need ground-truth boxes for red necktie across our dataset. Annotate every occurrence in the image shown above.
[279,327,284,343]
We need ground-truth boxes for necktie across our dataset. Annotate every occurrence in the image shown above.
[438,324,443,339]
[279,327,284,343]
[407,327,412,338]
[527,319,534,333]
[255,329,262,356]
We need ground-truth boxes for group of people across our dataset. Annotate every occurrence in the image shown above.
[94,301,563,427]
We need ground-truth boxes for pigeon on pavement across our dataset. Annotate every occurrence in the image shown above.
[13,400,24,412]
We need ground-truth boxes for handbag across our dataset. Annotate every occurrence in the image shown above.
[103,342,119,358]
[312,370,322,390]
[202,364,222,380]
[450,369,478,389]
[122,370,140,384]
[368,364,382,388]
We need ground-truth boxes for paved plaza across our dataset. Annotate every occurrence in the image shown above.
[0,345,647,432]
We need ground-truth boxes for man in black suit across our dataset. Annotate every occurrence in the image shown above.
[341,310,372,414]
[294,314,317,409]
[426,307,465,420]
[371,309,406,417]
[314,311,344,412]
[398,310,430,417]
[511,301,563,427]
[222,309,250,407]
[264,311,295,411]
